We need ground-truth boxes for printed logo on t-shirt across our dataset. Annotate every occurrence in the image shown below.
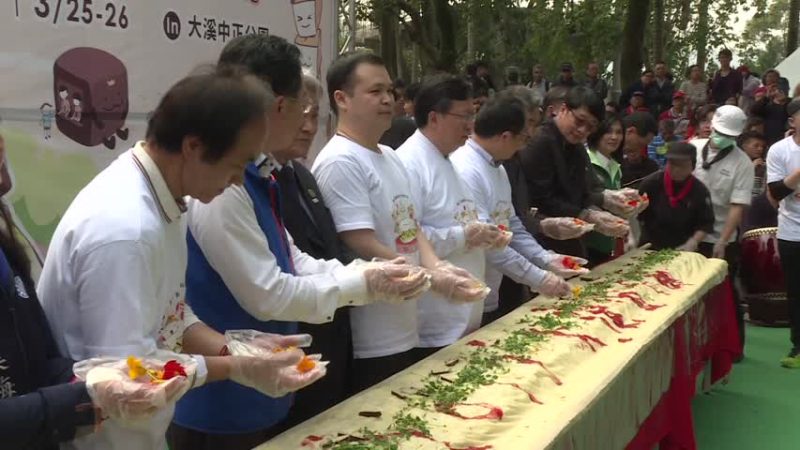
[490,201,513,229]
[158,285,187,353]
[453,199,479,226]
[392,194,419,254]
[13,277,28,299]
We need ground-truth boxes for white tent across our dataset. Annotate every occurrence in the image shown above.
[775,47,800,90]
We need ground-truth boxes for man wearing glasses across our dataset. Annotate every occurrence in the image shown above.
[395,75,508,354]
[519,86,629,257]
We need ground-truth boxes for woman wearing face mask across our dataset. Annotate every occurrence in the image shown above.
[585,117,624,263]
[637,142,715,251]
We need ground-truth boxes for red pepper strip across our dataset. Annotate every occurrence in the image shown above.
[618,291,665,311]
[618,338,633,343]
[502,355,563,385]
[653,270,683,289]
[497,382,543,404]
[543,330,607,352]
[466,339,487,347]
[442,403,504,421]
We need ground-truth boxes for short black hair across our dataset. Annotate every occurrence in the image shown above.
[642,68,654,76]
[738,130,766,147]
[719,48,733,58]
[470,76,490,98]
[326,51,386,115]
[745,116,765,129]
[414,75,473,128]
[565,86,605,122]
[405,82,421,104]
[658,118,676,132]
[543,86,569,112]
[622,111,658,137]
[146,65,273,163]
[667,141,698,168]
[474,95,526,138]
[588,115,623,149]
[218,34,302,97]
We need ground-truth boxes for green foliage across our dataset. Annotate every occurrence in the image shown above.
[736,0,792,74]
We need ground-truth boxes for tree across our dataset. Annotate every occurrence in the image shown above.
[737,0,792,73]
[620,0,649,88]
[789,0,800,56]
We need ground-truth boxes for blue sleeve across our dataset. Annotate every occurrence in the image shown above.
[0,382,94,448]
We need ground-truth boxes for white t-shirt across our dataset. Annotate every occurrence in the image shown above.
[37,143,199,450]
[451,139,551,313]
[396,131,485,347]
[312,135,420,359]
[767,136,800,241]
[691,138,755,244]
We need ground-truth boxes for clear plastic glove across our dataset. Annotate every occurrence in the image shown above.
[533,272,572,297]
[712,241,727,259]
[429,261,490,304]
[677,237,700,252]
[73,353,196,424]
[465,222,508,249]
[228,352,327,398]
[582,209,630,238]
[545,252,590,278]
[539,217,595,240]
[363,258,431,303]
[602,189,637,218]
[225,330,312,354]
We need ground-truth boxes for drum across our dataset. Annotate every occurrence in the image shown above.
[740,227,788,325]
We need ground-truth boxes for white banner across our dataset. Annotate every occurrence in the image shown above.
[0,0,336,261]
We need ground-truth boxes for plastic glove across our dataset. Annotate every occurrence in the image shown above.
[73,353,197,424]
[229,351,327,398]
[582,209,630,238]
[429,261,490,303]
[677,237,699,252]
[465,222,508,249]
[539,217,595,240]
[225,330,313,354]
[533,272,572,297]
[545,252,590,278]
[602,189,637,218]
[712,241,727,259]
[363,259,431,303]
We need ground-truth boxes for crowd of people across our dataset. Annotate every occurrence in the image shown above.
[2,34,800,450]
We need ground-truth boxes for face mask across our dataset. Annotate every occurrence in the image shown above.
[710,132,735,150]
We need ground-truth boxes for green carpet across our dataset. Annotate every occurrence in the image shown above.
[693,325,800,450]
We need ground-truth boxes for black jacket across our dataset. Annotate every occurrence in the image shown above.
[0,247,93,449]
[619,80,661,114]
[750,98,789,147]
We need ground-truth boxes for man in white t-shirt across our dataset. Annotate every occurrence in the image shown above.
[451,94,588,322]
[396,75,510,353]
[690,104,753,354]
[766,98,800,367]
[313,52,487,392]
[37,69,325,450]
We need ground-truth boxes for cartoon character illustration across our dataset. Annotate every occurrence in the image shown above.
[454,199,479,226]
[290,0,323,76]
[39,103,55,139]
[57,87,70,118]
[490,201,513,229]
[70,95,82,123]
[53,47,129,150]
[392,194,419,255]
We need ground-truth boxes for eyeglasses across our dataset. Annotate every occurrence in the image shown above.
[444,112,476,122]
[568,109,598,134]
[287,95,313,115]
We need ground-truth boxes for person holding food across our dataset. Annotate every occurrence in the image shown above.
[451,93,589,324]
[396,74,507,355]
[36,67,326,450]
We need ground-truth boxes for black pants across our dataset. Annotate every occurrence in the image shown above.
[349,348,421,395]
[167,423,280,450]
[699,241,745,350]
[778,239,800,350]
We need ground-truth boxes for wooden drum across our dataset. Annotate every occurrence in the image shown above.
[740,227,789,325]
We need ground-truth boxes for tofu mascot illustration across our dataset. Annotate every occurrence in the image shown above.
[291,0,323,75]
[53,47,129,150]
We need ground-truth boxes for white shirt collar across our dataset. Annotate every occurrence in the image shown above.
[416,130,448,159]
[466,138,501,167]
[594,150,613,171]
[255,153,293,178]
[131,141,185,223]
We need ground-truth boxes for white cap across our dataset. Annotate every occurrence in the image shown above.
[711,105,747,137]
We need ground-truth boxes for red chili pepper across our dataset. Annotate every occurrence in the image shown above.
[497,224,508,231]
[466,339,487,347]
[627,200,639,207]
[562,256,579,270]
[653,270,683,289]
[162,360,187,380]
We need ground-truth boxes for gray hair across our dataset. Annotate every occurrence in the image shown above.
[499,85,542,112]
[302,68,323,100]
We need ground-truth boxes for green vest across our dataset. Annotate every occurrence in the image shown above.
[586,148,622,255]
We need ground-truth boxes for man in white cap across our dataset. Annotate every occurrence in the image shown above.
[766,98,800,368]
[689,104,753,354]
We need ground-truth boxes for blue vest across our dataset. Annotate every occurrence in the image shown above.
[174,164,298,434]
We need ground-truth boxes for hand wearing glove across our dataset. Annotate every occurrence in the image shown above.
[429,261,490,304]
[539,217,595,240]
[582,209,630,238]
[363,260,431,303]
[677,237,700,252]
[229,350,327,398]
[465,222,508,249]
[602,190,637,218]
[225,330,313,354]
[545,253,590,278]
[533,272,572,298]
[712,241,727,259]
[74,354,197,424]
